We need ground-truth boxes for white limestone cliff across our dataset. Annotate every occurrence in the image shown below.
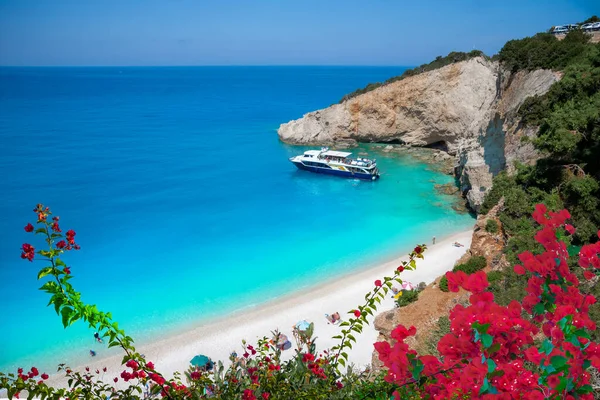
[277,57,560,211]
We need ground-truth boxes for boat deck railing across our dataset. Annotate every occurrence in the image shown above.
[321,157,375,168]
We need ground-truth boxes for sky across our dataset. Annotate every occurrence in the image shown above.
[0,0,598,66]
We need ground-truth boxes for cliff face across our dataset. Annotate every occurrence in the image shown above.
[278,58,560,211]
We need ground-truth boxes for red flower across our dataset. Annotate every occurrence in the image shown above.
[30,367,39,377]
[335,381,343,389]
[51,222,61,233]
[462,271,489,294]
[113,377,118,383]
[514,265,526,275]
[262,393,270,400]
[242,389,257,400]
[583,270,595,280]
[524,347,543,364]
[64,267,71,275]
[414,246,423,254]
[547,374,561,388]
[125,359,139,370]
[24,223,34,232]
[20,243,35,262]
[397,265,404,272]
[146,362,155,370]
[374,279,382,287]
[565,224,576,235]
[41,373,48,380]
[445,270,467,292]
[353,309,361,318]
[66,229,76,245]
[302,353,315,363]
[190,371,201,380]
[56,240,67,249]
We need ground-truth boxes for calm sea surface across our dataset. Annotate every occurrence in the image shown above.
[0,67,474,372]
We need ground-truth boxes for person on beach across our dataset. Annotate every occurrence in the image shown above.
[94,332,102,343]
[90,350,96,357]
[453,241,464,247]
[432,236,436,245]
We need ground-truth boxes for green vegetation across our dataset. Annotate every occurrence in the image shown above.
[339,50,486,103]
[486,270,503,284]
[424,316,451,357]
[482,30,600,337]
[485,219,499,234]
[498,30,594,73]
[394,289,419,307]
[439,256,487,292]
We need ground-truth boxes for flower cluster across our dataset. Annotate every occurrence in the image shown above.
[375,204,599,399]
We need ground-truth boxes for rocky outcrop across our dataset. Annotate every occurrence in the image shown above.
[278,58,560,211]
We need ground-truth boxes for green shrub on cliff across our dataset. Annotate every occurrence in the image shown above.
[485,219,499,233]
[498,30,592,73]
[339,50,486,103]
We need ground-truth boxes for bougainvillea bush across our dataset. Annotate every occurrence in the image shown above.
[1,203,598,399]
[376,204,600,399]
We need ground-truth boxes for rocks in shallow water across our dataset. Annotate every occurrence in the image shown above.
[332,138,358,149]
[451,201,469,214]
[434,183,459,196]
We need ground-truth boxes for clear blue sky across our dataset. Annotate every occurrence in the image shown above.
[0,0,598,66]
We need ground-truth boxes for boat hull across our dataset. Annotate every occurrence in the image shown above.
[291,160,378,180]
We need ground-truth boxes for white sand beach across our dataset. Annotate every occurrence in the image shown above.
[48,229,472,387]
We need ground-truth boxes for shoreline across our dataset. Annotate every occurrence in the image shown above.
[43,228,473,388]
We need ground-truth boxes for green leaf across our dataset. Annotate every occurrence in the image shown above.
[576,384,593,394]
[573,329,591,339]
[550,356,567,369]
[481,334,493,349]
[347,334,356,342]
[341,352,348,360]
[541,339,554,355]
[533,302,545,315]
[487,343,501,355]
[338,358,345,367]
[411,361,424,381]
[37,267,54,280]
[35,227,46,234]
[487,359,496,373]
[61,306,74,328]
[479,377,490,394]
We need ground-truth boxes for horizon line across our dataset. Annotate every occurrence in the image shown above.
[0,64,414,68]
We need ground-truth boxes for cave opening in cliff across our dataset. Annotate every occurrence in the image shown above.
[424,140,449,152]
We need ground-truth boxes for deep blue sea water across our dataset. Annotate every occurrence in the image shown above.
[0,67,474,372]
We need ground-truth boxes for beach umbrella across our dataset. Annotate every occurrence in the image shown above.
[401,281,415,291]
[190,355,210,367]
[275,334,288,346]
[295,320,311,331]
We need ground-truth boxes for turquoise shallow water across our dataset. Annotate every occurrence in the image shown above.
[0,67,474,373]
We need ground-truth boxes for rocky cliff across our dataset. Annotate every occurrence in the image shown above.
[277,57,560,211]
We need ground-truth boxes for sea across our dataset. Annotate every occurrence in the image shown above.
[0,66,474,373]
